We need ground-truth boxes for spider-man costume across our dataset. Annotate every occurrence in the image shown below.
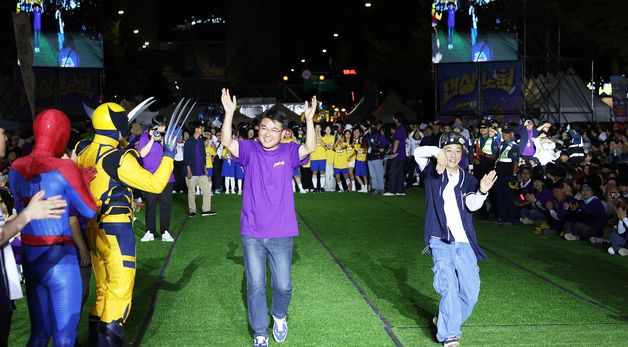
[9,109,96,347]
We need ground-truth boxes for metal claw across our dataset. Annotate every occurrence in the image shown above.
[83,102,95,119]
[165,98,193,146]
[127,97,156,124]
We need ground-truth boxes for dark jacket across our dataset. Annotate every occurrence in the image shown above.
[421,160,487,261]
[515,125,540,154]
[183,136,206,176]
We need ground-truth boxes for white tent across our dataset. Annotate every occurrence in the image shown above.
[537,69,612,123]
[372,92,416,124]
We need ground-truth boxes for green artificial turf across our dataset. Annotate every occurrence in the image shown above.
[8,189,628,346]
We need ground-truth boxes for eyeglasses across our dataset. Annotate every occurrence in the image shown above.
[479,126,488,129]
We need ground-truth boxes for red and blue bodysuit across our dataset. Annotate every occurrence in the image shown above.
[9,109,96,347]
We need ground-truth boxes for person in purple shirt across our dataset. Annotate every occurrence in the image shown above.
[32,4,42,53]
[563,183,607,243]
[183,121,216,217]
[545,180,578,235]
[220,88,317,347]
[384,112,407,196]
[520,175,552,225]
[446,1,456,49]
[138,115,176,242]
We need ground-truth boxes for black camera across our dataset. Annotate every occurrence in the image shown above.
[151,127,165,141]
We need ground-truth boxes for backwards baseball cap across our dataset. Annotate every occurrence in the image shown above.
[439,131,466,148]
[581,183,593,191]
[524,118,535,126]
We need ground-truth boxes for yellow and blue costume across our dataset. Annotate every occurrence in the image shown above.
[75,98,190,346]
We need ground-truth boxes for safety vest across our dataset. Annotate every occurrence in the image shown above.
[474,136,494,158]
[568,135,584,157]
[497,142,514,163]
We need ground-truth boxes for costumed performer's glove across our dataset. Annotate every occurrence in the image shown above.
[163,98,195,158]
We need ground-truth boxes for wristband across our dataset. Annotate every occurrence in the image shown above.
[478,189,487,195]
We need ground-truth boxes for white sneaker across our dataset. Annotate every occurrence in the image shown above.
[237,191,242,195]
[162,231,174,242]
[172,190,176,194]
[272,315,288,343]
[225,190,231,195]
[564,233,580,241]
[608,247,616,255]
[589,237,604,244]
[140,231,154,242]
[382,192,395,196]
[619,248,628,256]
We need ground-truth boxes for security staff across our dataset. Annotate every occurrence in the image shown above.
[493,124,520,225]
[469,120,499,218]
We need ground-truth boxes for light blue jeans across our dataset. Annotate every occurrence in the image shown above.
[367,159,385,191]
[430,238,480,342]
[242,236,293,338]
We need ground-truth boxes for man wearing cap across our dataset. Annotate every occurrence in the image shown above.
[563,124,586,165]
[563,183,606,243]
[469,120,498,218]
[494,124,520,225]
[544,180,577,235]
[414,131,497,347]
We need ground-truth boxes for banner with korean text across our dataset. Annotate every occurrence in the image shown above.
[438,61,521,117]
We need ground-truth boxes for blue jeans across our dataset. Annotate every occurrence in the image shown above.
[368,159,384,191]
[242,236,293,338]
[608,232,626,253]
[430,238,480,342]
[520,208,546,223]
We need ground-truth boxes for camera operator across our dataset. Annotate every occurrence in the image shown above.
[365,120,387,195]
[139,115,175,242]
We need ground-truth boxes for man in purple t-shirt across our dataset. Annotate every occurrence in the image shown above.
[33,4,42,53]
[138,115,176,242]
[220,88,317,347]
[383,112,408,196]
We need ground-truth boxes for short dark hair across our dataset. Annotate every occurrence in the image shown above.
[152,115,166,127]
[259,108,288,129]
[189,120,204,130]
[393,111,406,124]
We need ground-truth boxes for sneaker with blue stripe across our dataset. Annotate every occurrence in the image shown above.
[272,315,288,342]
[253,335,268,347]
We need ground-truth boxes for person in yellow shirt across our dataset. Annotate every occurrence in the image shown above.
[281,129,306,193]
[353,128,369,193]
[333,130,352,192]
[322,124,336,191]
[310,124,328,192]
[345,130,356,191]
[205,137,217,182]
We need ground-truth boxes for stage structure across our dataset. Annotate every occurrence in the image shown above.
[432,0,606,124]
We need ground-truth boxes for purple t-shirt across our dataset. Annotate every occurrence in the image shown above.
[522,129,535,156]
[138,132,174,183]
[235,140,308,238]
[33,8,42,30]
[392,125,407,160]
[447,7,455,28]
